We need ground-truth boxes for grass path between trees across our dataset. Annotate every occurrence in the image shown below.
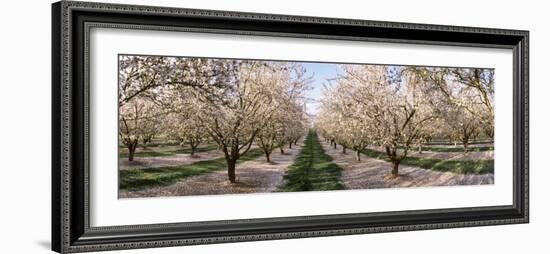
[406,146,493,153]
[361,148,494,174]
[120,139,305,198]
[120,148,264,192]
[321,141,493,189]
[119,144,218,158]
[278,131,345,192]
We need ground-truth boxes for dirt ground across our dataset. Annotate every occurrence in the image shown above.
[120,141,304,198]
[368,146,493,161]
[120,138,494,198]
[322,142,494,189]
[119,149,224,170]
[424,143,493,148]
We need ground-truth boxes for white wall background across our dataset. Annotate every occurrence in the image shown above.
[0,0,546,253]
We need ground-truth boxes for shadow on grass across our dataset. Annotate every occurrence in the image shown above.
[120,148,264,191]
[416,146,494,153]
[278,131,345,192]
[362,148,494,174]
[119,144,218,158]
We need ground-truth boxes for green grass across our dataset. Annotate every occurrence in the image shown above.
[278,131,345,192]
[424,140,493,145]
[120,148,264,191]
[361,148,494,174]
[417,146,493,153]
[119,150,176,158]
[119,141,180,148]
[119,144,218,158]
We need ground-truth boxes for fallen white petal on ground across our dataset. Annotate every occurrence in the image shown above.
[120,140,304,198]
[368,146,493,161]
[321,142,494,190]
[423,143,493,148]
[118,149,224,170]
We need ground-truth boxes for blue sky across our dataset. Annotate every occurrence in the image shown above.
[301,62,342,116]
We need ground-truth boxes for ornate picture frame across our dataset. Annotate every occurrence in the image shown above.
[52,1,529,253]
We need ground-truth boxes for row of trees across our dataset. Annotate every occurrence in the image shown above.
[315,65,494,177]
[119,56,311,183]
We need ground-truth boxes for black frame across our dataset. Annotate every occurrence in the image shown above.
[52,1,529,253]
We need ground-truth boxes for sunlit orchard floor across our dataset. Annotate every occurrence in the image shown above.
[119,139,305,198]
[119,148,223,170]
[320,142,494,189]
[119,143,264,170]
[367,146,493,161]
[119,134,494,198]
[422,143,493,148]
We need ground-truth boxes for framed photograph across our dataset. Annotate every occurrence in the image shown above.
[52,1,529,253]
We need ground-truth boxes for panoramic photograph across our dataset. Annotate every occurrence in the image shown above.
[118,55,495,198]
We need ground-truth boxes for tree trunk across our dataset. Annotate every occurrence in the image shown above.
[463,137,470,152]
[227,159,237,183]
[418,144,422,154]
[355,150,361,161]
[342,146,347,154]
[391,161,400,177]
[142,140,149,149]
[279,147,285,154]
[190,139,201,157]
[333,142,337,149]
[289,142,292,149]
[127,142,137,161]
[265,151,271,163]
